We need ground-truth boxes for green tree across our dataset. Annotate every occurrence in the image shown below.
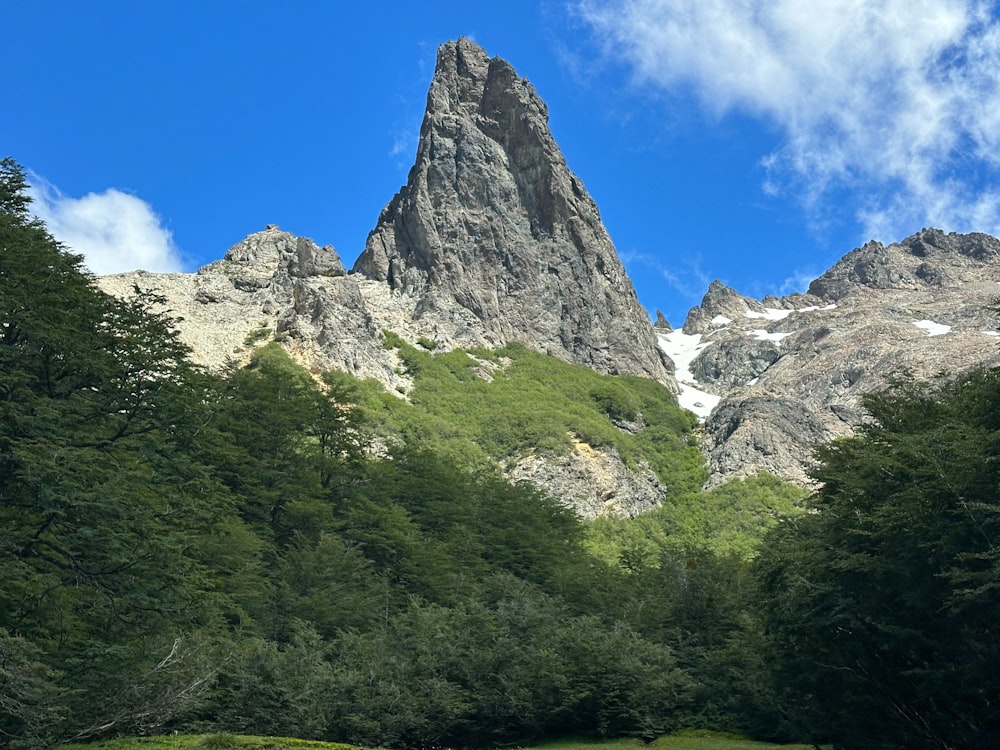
[0,159,234,743]
[207,344,365,547]
[0,629,66,749]
[271,532,381,638]
[321,576,692,749]
[755,369,1000,748]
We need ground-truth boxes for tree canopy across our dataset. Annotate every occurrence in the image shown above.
[0,159,707,746]
[7,155,994,750]
[755,369,1000,749]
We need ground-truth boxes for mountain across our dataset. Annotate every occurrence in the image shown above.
[96,39,677,518]
[102,39,669,388]
[356,38,671,384]
[97,39,1000,507]
[670,228,1000,486]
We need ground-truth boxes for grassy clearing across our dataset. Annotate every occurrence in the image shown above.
[62,735,354,750]
[63,732,819,750]
[532,731,819,750]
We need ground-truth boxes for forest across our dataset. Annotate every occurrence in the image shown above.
[1,156,997,750]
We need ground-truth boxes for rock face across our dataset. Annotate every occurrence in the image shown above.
[671,229,1000,486]
[354,38,672,384]
[508,438,666,519]
[99,226,410,390]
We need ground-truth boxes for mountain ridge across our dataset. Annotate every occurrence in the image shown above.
[96,39,1000,504]
[676,227,1000,485]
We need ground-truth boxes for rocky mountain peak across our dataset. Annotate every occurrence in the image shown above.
[212,224,346,280]
[354,38,672,384]
[429,36,548,126]
[807,229,1000,301]
[673,229,1000,486]
[682,280,771,334]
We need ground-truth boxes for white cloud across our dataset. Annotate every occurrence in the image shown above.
[777,267,825,296]
[620,247,711,300]
[389,129,418,161]
[575,0,1000,241]
[27,175,183,275]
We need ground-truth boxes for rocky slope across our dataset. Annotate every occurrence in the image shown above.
[100,226,434,393]
[99,222,673,519]
[671,228,1000,486]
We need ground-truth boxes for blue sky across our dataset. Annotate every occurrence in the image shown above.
[6,1,1000,326]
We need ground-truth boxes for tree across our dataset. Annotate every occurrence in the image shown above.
[207,344,365,547]
[0,157,32,218]
[0,159,233,743]
[755,369,1000,748]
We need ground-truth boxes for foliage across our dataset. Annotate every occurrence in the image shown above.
[0,159,236,744]
[755,368,1000,748]
[586,474,807,569]
[0,157,844,749]
[242,321,271,346]
[317,582,691,748]
[60,734,819,750]
[0,629,66,748]
[605,732,820,749]
[62,736,355,750]
[357,337,706,496]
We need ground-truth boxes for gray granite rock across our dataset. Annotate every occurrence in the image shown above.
[354,38,672,385]
[675,229,1000,487]
[507,441,666,519]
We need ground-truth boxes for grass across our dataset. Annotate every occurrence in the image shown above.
[63,732,821,750]
[533,732,820,750]
[63,735,354,750]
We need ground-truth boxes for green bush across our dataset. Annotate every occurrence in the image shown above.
[243,321,272,346]
[359,338,705,497]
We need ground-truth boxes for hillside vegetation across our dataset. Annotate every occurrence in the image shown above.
[3,158,998,750]
[358,332,704,490]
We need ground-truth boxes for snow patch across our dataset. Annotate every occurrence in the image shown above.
[711,315,732,326]
[745,308,792,321]
[745,304,836,321]
[657,331,721,421]
[751,329,793,344]
[912,320,951,336]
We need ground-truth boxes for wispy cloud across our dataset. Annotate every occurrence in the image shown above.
[620,248,711,316]
[777,268,826,297]
[27,174,183,276]
[574,0,1000,241]
[389,129,418,161]
[387,42,440,171]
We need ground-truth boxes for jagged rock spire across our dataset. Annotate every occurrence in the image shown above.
[354,38,672,384]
